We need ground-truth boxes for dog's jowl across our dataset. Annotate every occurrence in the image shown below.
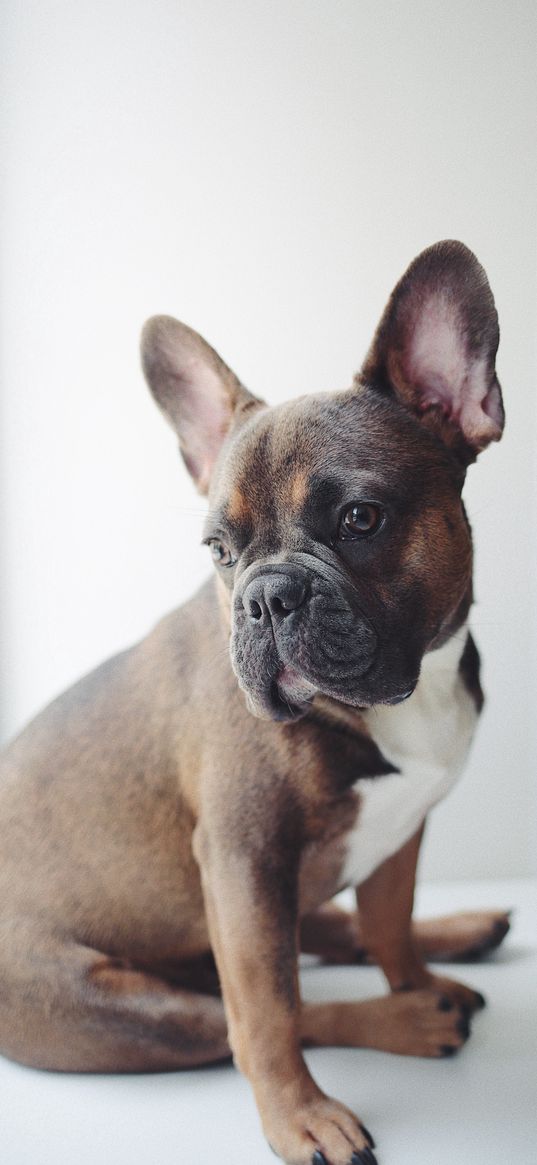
[0,242,511,1165]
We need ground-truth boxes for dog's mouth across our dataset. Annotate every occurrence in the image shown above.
[230,557,421,722]
[238,662,319,723]
[243,660,417,723]
[268,665,318,722]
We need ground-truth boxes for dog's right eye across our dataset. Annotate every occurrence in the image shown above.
[207,539,236,567]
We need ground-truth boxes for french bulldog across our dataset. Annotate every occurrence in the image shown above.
[0,241,511,1165]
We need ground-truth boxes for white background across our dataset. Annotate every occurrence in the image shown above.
[1,0,536,880]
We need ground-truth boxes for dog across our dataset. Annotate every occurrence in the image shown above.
[0,241,511,1165]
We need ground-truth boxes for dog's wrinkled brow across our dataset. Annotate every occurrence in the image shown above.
[300,469,397,512]
[202,503,253,544]
[302,475,345,511]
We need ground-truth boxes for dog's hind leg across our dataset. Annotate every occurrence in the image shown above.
[409,909,511,962]
[300,901,363,963]
[300,903,511,964]
[0,935,231,1072]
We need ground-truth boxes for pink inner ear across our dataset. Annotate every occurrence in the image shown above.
[403,296,503,448]
[179,363,233,495]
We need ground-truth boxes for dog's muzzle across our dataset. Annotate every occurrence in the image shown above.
[230,560,379,721]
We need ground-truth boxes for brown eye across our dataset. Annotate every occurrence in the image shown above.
[339,502,383,539]
[208,539,236,567]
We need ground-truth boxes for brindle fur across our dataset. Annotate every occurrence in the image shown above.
[0,242,509,1165]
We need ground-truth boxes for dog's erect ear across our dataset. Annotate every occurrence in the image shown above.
[141,316,262,494]
[360,240,504,462]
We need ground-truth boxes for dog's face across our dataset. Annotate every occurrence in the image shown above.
[142,241,504,721]
[204,390,471,719]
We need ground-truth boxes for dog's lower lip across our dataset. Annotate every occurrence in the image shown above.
[276,665,316,703]
[269,680,306,721]
[267,665,317,721]
[277,664,304,689]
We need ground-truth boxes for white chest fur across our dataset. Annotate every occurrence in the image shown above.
[341,627,479,888]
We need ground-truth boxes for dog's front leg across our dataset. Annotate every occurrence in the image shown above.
[356,822,485,1015]
[193,815,376,1165]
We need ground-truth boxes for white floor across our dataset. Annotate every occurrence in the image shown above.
[2,879,536,1165]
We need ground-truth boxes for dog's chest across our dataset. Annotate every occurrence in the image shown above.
[338,630,479,889]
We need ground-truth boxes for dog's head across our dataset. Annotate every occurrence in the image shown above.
[141,241,504,721]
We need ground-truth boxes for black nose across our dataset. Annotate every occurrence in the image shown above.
[242,571,308,624]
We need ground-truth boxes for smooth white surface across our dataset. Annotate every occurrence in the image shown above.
[0,1,536,880]
[1,878,535,1165]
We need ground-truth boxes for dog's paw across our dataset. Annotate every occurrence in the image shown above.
[349,988,471,1058]
[422,972,486,1014]
[265,1093,376,1165]
[416,909,511,962]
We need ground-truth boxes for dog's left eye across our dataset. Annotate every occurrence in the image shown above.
[208,539,236,567]
[338,503,383,539]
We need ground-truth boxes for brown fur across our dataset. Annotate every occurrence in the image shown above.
[0,242,508,1165]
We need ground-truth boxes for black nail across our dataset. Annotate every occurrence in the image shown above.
[440,1044,457,1057]
[351,1150,378,1164]
[475,991,486,1009]
[359,1124,376,1149]
[312,1152,328,1165]
[457,1016,470,1039]
[438,995,453,1012]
